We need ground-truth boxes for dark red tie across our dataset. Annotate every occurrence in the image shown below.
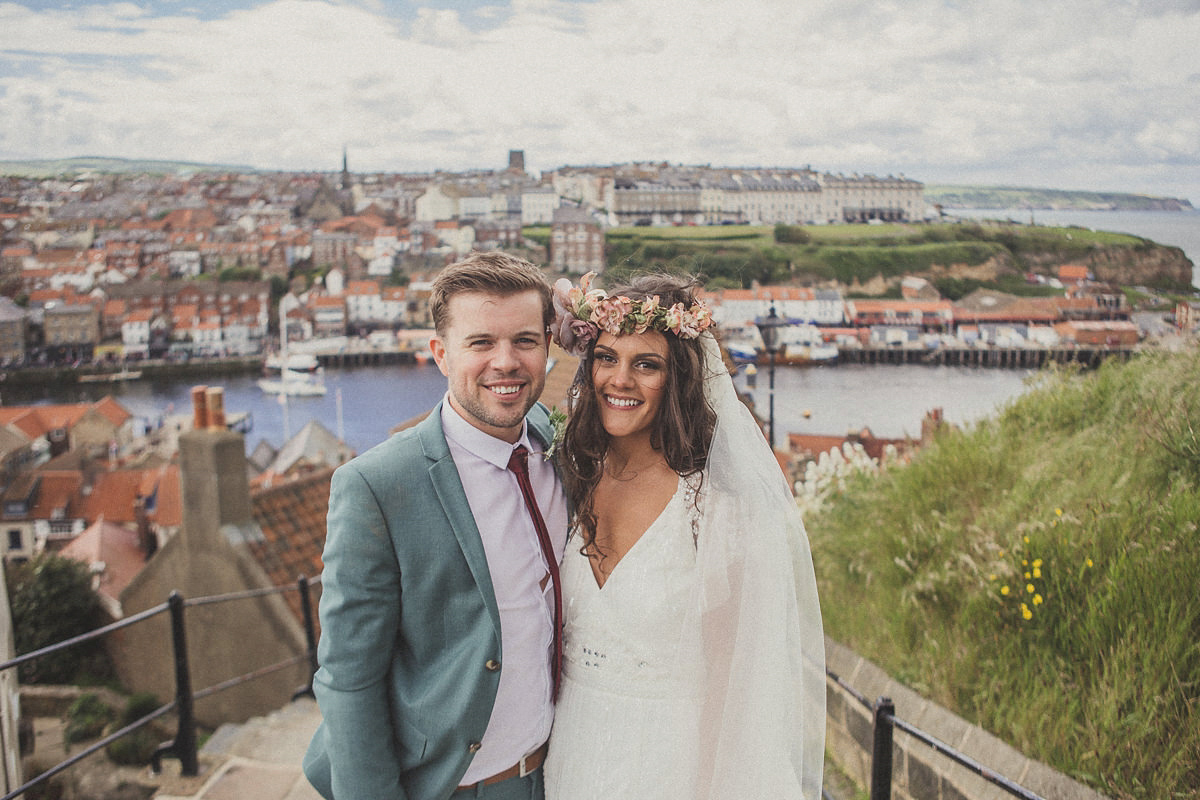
[507,445,562,701]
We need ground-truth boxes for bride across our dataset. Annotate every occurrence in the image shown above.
[543,273,825,799]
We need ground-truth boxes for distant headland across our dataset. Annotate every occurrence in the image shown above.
[924,184,1194,211]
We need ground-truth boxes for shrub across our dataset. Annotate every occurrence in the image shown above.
[65,693,115,743]
[7,555,113,684]
[774,223,811,244]
[105,693,162,766]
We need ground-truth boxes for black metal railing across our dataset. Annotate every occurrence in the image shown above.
[826,669,1046,800]
[0,575,321,800]
[1,575,1055,800]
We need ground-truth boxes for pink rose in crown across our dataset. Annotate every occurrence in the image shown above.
[594,295,634,335]
[551,276,600,357]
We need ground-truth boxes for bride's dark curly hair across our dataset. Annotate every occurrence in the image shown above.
[560,273,718,550]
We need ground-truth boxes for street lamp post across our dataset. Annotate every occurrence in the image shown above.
[755,304,785,450]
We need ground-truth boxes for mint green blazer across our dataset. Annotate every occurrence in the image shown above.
[303,401,556,800]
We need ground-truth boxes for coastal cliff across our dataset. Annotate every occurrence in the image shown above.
[868,241,1194,296]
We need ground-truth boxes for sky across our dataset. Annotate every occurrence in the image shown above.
[1,0,1198,203]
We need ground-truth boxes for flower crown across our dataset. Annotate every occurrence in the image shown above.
[550,271,714,358]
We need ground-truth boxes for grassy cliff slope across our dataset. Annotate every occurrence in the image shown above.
[577,222,1194,293]
[807,350,1200,799]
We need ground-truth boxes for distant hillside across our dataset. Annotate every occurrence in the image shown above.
[925,184,1194,211]
[0,156,256,178]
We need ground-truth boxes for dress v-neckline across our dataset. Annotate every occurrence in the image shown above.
[585,477,683,592]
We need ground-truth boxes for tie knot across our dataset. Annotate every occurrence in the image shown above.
[507,445,530,476]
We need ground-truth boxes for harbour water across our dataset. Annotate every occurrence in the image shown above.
[14,360,1035,455]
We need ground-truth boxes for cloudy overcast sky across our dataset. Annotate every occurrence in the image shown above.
[2,0,1198,202]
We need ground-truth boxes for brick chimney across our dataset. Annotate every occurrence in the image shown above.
[178,386,256,551]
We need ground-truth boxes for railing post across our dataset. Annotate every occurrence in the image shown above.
[870,696,895,800]
[151,591,199,776]
[293,575,319,700]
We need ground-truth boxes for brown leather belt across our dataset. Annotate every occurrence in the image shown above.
[457,743,548,790]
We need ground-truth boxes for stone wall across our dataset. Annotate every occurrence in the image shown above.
[824,638,1109,800]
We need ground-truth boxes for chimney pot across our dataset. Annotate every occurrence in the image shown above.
[191,386,208,429]
[205,386,225,430]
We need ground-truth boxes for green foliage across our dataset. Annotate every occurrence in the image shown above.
[522,226,551,247]
[774,223,811,244]
[807,351,1200,799]
[65,693,115,743]
[217,266,262,282]
[105,693,162,765]
[816,241,1005,284]
[7,555,113,684]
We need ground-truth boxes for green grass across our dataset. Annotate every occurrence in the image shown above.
[806,351,1200,799]
[574,221,1181,291]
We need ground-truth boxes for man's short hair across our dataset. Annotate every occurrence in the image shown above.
[430,251,554,335]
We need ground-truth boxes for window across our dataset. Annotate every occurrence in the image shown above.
[8,529,21,551]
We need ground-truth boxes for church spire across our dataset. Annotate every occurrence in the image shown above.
[341,147,350,190]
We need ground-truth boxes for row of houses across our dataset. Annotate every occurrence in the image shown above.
[0,260,1137,368]
[2,155,921,303]
[705,276,1137,348]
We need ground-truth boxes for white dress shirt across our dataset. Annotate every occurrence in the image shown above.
[441,399,568,784]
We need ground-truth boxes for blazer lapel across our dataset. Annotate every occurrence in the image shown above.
[417,406,501,636]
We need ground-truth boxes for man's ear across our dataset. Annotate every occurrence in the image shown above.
[429,335,450,377]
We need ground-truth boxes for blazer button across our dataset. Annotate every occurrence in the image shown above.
[468,741,482,753]
[485,659,500,672]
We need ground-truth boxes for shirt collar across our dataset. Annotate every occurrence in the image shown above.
[440,394,540,469]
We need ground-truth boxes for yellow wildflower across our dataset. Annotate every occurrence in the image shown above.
[1055,508,1063,516]
[1001,585,1010,596]
[1033,559,1043,568]
[1024,571,1031,579]
[1086,558,1094,568]
[1033,594,1043,605]
[1033,567,1042,579]
[1023,536,1030,544]
[988,574,997,581]
[1021,604,1033,620]
[1026,583,1035,594]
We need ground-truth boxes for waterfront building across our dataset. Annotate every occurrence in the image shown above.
[549,205,605,275]
[0,297,27,364]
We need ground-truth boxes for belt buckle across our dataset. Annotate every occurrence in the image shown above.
[518,752,532,778]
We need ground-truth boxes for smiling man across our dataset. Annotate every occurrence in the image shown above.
[304,251,568,800]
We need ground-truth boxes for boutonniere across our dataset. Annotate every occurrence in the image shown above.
[543,407,567,461]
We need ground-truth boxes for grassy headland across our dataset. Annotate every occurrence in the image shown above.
[806,350,1200,799]
[523,221,1192,295]
[924,185,1194,212]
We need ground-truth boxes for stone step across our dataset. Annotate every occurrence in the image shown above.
[153,697,322,800]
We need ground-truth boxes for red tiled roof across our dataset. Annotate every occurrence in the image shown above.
[60,519,146,606]
[28,471,84,519]
[0,399,131,440]
[249,467,333,626]
[81,470,146,524]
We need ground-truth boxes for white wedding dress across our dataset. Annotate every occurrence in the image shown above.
[544,477,706,799]
[544,334,825,800]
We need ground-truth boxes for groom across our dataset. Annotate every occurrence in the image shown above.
[303,251,568,799]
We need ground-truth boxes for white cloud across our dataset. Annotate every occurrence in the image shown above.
[0,0,1198,201]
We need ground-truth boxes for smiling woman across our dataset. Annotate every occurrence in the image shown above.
[544,272,826,799]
